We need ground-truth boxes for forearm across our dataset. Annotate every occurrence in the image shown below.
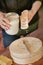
[31,1,42,16]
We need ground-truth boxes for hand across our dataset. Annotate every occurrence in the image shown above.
[20,10,29,29]
[0,12,10,30]
[20,10,33,23]
[20,10,29,22]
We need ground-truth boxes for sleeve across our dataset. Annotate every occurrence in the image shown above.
[0,0,6,12]
[0,1,2,11]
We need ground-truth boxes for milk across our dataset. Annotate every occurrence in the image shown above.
[5,13,19,35]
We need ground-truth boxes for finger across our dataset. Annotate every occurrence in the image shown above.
[3,17,10,23]
[1,24,9,30]
[0,16,10,27]
[22,10,28,17]
[0,19,10,28]
[22,10,28,14]
[0,20,9,30]
[2,18,11,27]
